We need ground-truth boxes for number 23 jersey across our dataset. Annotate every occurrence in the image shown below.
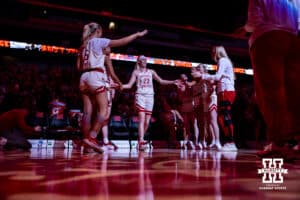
[136,69,154,95]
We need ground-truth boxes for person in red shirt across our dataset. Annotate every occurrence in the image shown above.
[0,108,42,150]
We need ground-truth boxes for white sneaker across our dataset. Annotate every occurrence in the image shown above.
[182,141,188,150]
[222,142,237,151]
[208,141,216,148]
[215,142,223,151]
[190,141,196,150]
[231,143,238,151]
[221,143,231,151]
[200,141,207,149]
[197,142,203,150]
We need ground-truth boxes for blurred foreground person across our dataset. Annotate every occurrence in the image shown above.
[0,108,42,150]
[245,0,300,158]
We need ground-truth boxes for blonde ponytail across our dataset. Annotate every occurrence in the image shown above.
[81,22,102,46]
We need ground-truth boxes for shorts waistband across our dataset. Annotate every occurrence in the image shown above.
[81,68,105,74]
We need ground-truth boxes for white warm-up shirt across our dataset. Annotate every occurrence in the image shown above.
[202,57,235,93]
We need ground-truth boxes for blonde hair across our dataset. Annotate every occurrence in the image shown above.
[135,63,140,70]
[213,45,236,79]
[135,55,147,70]
[196,63,208,73]
[81,22,102,46]
[213,46,229,61]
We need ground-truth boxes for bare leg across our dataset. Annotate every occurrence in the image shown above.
[101,105,112,144]
[90,92,109,135]
[144,114,152,136]
[210,109,222,150]
[83,91,109,153]
[81,94,93,139]
[193,118,199,146]
[137,111,150,151]
[138,112,146,142]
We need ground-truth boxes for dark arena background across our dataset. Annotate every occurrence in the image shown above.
[0,1,299,199]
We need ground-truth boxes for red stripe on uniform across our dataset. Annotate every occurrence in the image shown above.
[95,86,106,94]
[209,104,217,112]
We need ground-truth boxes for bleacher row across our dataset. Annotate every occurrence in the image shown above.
[109,115,156,140]
[29,109,156,142]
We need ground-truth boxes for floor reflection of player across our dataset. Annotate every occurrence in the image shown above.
[199,150,237,199]
[100,153,109,199]
[137,151,154,200]
[210,151,222,200]
[76,152,109,197]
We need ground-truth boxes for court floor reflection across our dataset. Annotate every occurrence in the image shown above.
[0,147,299,200]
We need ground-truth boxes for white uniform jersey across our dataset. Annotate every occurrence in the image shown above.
[134,69,154,114]
[136,69,154,95]
[79,38,110,94]
[81,38,109,71]
[203,57,235,93]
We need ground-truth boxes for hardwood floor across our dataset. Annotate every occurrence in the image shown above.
[0,143,299,200]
